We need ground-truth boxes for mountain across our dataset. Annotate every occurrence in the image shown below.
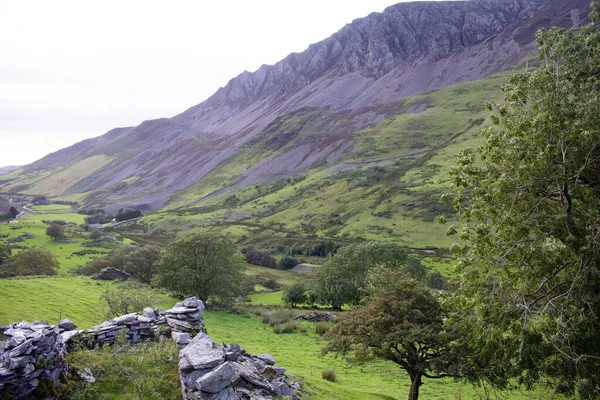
[0,166,21,177]
[0,0,590,245]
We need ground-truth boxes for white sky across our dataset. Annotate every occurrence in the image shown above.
[0,0,439,167]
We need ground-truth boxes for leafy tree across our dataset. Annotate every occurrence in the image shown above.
[312,241,424,310]
[153,232,245,305]
[323,269,459,400]
[76,245,160,283]
[445,8,600,398]
[46,224,64,240]
[100,281,159,319]
[0,243,11,264]
[282,283,307,308]
[11,248,59,276]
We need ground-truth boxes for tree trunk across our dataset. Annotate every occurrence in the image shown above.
[408,372,422,400]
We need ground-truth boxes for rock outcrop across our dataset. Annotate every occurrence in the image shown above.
[92,267,131,281]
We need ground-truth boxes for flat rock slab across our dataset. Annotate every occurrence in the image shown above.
[181,333,224,370]
[195,361,239,393]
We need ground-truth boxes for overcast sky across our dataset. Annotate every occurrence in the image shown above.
[1,0,439,167]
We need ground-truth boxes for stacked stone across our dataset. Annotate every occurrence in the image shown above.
[293,312,335,322]
[60,297,205,348]
[163,297,205,346]
[0,321,68,399]
[83,311,167,347]
[179,333,302,400]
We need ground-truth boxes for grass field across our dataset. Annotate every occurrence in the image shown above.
[0,204,122,273]
[0,276,176,328]
[204,311,559,400]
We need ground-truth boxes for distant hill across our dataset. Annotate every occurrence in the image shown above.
[0,0,590,246]
[0,166,21,177]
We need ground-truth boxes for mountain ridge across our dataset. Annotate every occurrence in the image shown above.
[2,0,590,213]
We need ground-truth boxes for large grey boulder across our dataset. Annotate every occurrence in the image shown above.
[195,361,239,394]
[180,333,224,370]
[92,267,131,281]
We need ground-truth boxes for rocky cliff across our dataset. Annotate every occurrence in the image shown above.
[1,0,590,210]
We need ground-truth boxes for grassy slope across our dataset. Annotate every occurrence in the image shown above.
[2,72,507,249]
[140,73,507,249]
[205,311,558,400]
[0,276,175,328]
[1,155,113,196]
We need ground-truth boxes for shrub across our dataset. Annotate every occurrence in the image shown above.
[100,281,159,319]
[10,248,59,276]
[321,368,337,382]
[245,248,277,269]
[278,256,298,270]
[315,322,330,336]
[46,224,64,240]
[265,309,294,326]
[272,320,297,334]
[283,283,307,308]
[427,271,448,290]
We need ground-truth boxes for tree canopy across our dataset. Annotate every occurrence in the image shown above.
[446,7,600,397]
[153,232,245,305]
[46,224,64,240]
[11,248,59,276]
[324,269,459,400]
[312,241,425,310]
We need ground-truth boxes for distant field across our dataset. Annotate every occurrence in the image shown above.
[0,204,120,273]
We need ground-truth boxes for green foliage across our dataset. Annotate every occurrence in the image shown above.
[323,271,460,400]
[243,246,277,269]
[0,243,11,264]
[426,271,448,290]
[315,322,330,336]
[100,281,160,319]
[45,224,64,240]
[10,247,59,276]
[85,212,112,225]
[282,283,307,308]
[322,368,337,382]
[79,245,161,283]
[153,232,245,305]
[278,255,298,270]
[447,9,600,398]
[67,336,180,399]
[312,241,424,310]
[272,320,298,334]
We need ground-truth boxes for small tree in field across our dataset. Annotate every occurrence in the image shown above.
[323,269,460,400]
[11,248,59,276]
[100,281,158,319]
[46,224,64,240]
[283,283,307,308]
[153,232,245,305]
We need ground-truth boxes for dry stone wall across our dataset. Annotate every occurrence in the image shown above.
[179,334,302,400]
[0,321,68,399]
[0,297,302,399]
